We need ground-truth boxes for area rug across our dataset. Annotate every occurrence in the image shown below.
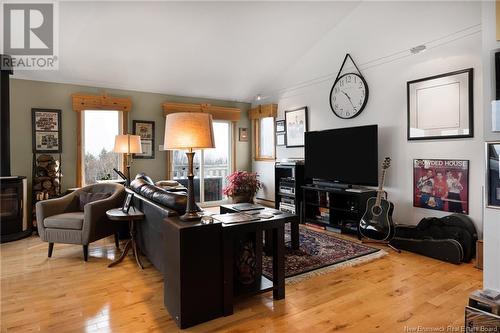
[262,225,387,284]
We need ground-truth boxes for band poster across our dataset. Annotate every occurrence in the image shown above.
[413,159,469,214]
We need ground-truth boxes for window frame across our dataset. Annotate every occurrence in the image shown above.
[76,109,129,187]
[254,116,276,161]
[169,120,234,206]
[72,93,132,188]
[80,110,124,186]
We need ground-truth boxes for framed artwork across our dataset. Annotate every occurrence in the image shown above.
[239,128,248,142]
[276,132,286,146]
[407,68,473,140]
[32,109,62,153]
[487,142,500,208]
[122,192,134,213]
[285,107,308,148]
[492,101,500,132]
[276,120,285,133]
[413,159,469,214]
[133,120,155,159]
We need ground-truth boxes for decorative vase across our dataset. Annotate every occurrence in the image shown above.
[236,240,256,285]
[231,193,254,203]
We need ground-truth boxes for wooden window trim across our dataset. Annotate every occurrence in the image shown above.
[249,104,278,120]
[250,104,278,162]
[162,102,241,122]
[497,0,500,41]
[72,92,132,187]
[254,118,276,162]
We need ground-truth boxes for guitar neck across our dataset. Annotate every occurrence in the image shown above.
[375,169,387,205]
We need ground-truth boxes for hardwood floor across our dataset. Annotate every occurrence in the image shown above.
[1,231,481,333]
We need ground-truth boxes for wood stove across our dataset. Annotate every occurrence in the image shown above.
[0,176,30,242]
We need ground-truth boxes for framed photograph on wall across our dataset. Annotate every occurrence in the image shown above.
[276,120,285,133]
[239,128,248,142]
[133,120,155,159]
[492,101,500,132]
[407,68,473,140]
[276,132,286,146]
[32,109,62,153]
[487,142,500,208]
[285,107,308,148]
[413,159,469,214]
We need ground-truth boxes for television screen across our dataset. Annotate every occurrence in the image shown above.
[305,125,378,186]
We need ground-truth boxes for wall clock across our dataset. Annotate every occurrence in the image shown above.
[329,54,369,119]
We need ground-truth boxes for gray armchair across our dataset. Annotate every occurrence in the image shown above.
[36,183,126,261]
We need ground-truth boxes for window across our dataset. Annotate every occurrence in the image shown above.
[171,120,232,204]
[82,110,122,185]
[254,116,275,160]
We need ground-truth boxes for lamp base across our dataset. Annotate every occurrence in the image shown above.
[180,211,202,221]
[182,151,200,222]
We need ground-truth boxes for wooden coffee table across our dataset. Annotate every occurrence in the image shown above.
[106,207,145,269]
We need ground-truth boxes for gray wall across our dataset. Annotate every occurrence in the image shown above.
[9,78,251,192]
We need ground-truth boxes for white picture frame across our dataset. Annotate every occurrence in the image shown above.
[285,107,308,148]
[276,132,286,146]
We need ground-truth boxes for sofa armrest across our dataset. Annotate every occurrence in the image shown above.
[36,192,78,241]
[82,188,125,244]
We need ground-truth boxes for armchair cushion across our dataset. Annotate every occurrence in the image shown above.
[44,212,84,230]
[78,192,111,211]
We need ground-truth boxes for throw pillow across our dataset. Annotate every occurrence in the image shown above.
[155,180,180,187]
[79,192,111,211]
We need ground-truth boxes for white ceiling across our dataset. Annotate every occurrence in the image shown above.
[12,1,360,102]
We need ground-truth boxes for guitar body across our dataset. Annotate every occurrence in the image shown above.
[359,197,395,241]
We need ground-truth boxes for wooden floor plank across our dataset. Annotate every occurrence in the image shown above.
[1,230,482,332]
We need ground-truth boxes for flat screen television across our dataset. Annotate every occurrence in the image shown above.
[305,125,378,186]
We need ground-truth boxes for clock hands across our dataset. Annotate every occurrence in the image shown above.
[341,90,357,112]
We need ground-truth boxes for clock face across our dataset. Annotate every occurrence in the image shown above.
[329,73,369,119]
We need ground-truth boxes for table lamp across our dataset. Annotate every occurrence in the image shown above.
[113,134,142,185]
[164,112,215,221]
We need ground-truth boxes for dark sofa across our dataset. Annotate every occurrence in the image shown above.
[128,174,190,275]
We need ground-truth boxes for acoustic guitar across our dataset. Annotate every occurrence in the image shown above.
[359,157,395,241]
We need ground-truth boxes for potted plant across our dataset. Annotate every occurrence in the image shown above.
[223,171,262,203]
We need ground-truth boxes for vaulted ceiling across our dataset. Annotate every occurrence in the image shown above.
[12,1,360,102]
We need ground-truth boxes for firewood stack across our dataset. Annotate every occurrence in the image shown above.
[33,154,61,201]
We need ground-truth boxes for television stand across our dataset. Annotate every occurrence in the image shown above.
[312,179,351,190]
[301,184,376,235]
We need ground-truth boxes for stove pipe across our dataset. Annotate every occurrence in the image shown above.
[0,55,13,177]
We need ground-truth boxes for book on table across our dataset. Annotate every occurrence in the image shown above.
[231,203,266,212]
[212,213,260,224]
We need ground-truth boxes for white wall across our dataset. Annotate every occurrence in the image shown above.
[254,2,485,233]
[481,1,500,293]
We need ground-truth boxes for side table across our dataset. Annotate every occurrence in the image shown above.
[106,207,145,269]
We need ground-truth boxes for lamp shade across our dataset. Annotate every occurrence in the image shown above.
[113,134,142,154]
[164,112,215,150]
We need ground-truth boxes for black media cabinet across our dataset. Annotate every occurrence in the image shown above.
[301,185,376,235]
[274,161,306,216]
